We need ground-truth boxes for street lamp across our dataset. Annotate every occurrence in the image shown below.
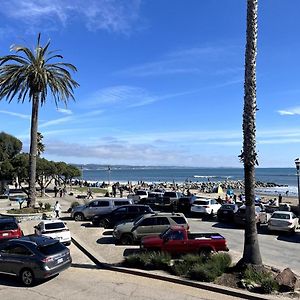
[294,158,300,215]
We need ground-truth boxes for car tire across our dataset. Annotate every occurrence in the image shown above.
[120,234,134,245]
[74,213,84,221]
[199,247,212,257]
[64,241,71,246]
[20,268,35,286]
[100,219,109,228]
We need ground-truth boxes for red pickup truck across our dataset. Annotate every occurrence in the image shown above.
[140,226,229,255]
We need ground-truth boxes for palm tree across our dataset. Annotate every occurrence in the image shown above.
[240,0,262,265]
[0,34,79,207]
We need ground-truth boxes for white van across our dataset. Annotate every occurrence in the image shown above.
[71,198,133,221]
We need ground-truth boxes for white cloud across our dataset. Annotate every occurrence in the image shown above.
[115,45,242,77]
[277,107,300,115]
[39,116,73,128]
[57,108,73,115]
[0,110,30,120]
[0,0,142,34]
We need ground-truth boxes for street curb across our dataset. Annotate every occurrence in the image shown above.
[71,236,273,300]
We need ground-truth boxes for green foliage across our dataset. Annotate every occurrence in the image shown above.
[71,201,80,208]
[170,254,207,276]
[44,202,51,210]
[243,265,278,294]
[124,251,171,270]
[0,132,22,161]
[188,253,231,282]
[0,159,14,180]
[260,277,279,294]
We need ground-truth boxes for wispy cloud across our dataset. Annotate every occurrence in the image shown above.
[39,116,73,128]
[0,0,142,35]
[85,85,201,108]
[115,45,242,77]
[57,108,73,115]
[0,110,30,120]
[277,106,300,116]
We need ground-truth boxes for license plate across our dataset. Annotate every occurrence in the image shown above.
[57,258,63,264]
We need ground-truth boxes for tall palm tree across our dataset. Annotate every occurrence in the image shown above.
[0,34,79,207]
[240,0,262,265]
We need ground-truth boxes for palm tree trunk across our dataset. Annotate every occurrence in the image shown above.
[28,92,40,207]
[241,0,262,266]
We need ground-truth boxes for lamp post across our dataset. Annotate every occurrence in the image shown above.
[295,158,300,215]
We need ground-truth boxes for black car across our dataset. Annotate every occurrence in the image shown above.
[217,204,239,222]
[92,205,153,228]
[0,236,72,286]
[175,196,197,214]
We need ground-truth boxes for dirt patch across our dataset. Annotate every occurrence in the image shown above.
[215,272,240,289]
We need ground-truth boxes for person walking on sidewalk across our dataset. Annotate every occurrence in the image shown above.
[53,201,61,218]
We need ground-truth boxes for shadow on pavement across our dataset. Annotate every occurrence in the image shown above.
[123,248,141,257]
[96,237,115,244]
[0,274,23,287]
[60,216,72,221]
[80,222,94,228]
[212,222,238,229]
[277,232,300,243]
[102,230,113,236]
[71,263,99,270]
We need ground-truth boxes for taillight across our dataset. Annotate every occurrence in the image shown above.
[42,257,54,263]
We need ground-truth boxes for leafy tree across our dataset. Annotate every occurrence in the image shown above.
[240,0,262,265]
[37,132,45,157]
[36,158,57,196]
[10,153,29,195]
[0,132,22,161]
[0,34,79,206]
[54,162,81,186]
[0,132,22,194]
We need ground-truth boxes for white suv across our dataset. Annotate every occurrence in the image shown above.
[191,198,221,216]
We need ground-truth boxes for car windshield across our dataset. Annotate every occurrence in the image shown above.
[221,205,235,210]
[164,192,176,197]
[194,200,209,205]
[45,222,66,230]
[38,242,66,255]
[272,213,290,220]
[0,222,18,230]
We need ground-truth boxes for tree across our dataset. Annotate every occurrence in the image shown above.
[37,132,45,157]
[0,132,22,193]
[239,0,262,265]
[0,34,79,206]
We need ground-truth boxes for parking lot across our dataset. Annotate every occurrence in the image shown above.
[22,214,299,275]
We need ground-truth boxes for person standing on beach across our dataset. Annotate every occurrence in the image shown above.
[278,193,282,204]
[54,185,58,197]
[53,201,61,218]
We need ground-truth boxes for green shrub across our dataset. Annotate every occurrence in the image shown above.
[149,251,171,270]
[260,277,279,294]
[124,254,146,268]
[189,263,220,282]
[243,265,266,285]
[182,253,208,265]
[171,261,191,276]
[210,253,232,272]
[71,201,80,208]
[44,202,51,210]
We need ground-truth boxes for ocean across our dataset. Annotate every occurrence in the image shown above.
[81,167,299,196]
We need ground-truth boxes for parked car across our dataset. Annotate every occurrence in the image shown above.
[34,220,71,245]
[92,205,153,228]
[127,190,149,203]
[175,195,197,214]
[234,205,269,227]
[71,198,133,221]
[159,191,184,211]
[113,212,189,245]
[141,226,229,255]
[140,192,164,209]
[0,216,23,242]
[0,236,71,286]
[268,211,299,233]
[191,198,221,216]
[217,204,239,222]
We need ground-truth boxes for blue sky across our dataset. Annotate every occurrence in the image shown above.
[0,0,300,168]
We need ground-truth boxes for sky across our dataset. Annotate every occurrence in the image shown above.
[0,0,300,168]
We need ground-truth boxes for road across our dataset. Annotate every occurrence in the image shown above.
[188,217,300,273]
[0,242,241,300]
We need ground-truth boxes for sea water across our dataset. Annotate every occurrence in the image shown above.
[81,167,299,196]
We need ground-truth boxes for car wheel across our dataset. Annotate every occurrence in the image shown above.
[20,268,35,286]
[199,247,212,257]
[100,219,109,228]
[64,241,71,246]
[120,234,134,245]
[74,213,84,221]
